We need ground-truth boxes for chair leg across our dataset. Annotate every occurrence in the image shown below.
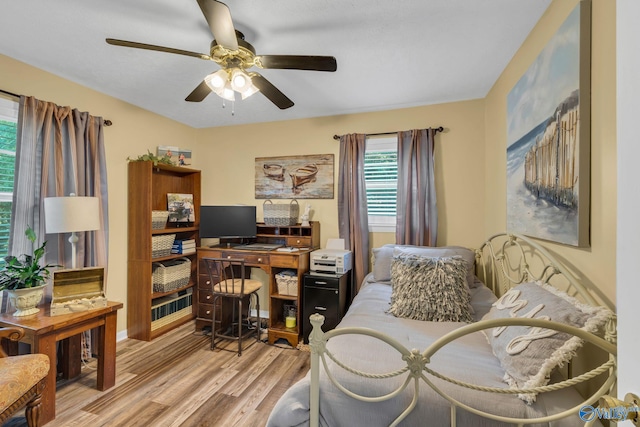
[25,383,44,427]
[255,293,261,343]
[237,297,243,356]
[211,295,217,351]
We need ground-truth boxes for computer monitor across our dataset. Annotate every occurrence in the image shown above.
[199,205,257,239]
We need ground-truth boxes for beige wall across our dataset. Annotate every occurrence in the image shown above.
[1,53,197,332]
[483,0,617,304]
[195,101,486,307]
[195,99,486,249]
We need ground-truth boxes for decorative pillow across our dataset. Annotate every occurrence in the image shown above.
[372,244,478,289]
[387,254,473,322]
[372,245,395,283]
[482,281,612,403]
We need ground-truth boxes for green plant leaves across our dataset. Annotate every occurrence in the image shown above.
[0,226,58,290]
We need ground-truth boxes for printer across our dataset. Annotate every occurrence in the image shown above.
[310,249,352,275]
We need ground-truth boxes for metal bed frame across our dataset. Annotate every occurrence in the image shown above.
[308,233,617,427]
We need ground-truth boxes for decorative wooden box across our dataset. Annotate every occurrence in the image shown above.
[50,267,107,316]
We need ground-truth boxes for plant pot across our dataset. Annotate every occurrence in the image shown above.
[7,285,46,317]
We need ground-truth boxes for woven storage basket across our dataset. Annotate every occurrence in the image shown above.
[151,210,170,229]
[275,270,298,296]
[263,199,299,226]
[152,257,191,293]
[152,234,175,258]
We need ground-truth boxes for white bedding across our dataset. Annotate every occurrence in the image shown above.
[267,274,596,427]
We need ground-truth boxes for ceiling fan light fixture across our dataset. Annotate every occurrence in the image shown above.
[230,69,250,91]
[239,82,259,100]
[220,81,236,101]
[204,69,228,91]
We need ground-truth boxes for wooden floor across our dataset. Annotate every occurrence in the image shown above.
[7,321,310,427]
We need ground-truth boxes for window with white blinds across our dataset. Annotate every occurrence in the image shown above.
[0,97,18,266]
[364,137,397,232]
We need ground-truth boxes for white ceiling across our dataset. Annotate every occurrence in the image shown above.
[0,0,551,129]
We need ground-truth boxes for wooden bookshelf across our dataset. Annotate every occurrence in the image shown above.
[127,161,200,341]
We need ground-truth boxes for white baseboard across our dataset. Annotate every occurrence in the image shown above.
[250,308,269,319]
[116,330,128,342]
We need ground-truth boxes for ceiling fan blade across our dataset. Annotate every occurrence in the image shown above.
[196,0,239,51]
[251,74,294,110]
[106,38,210,60]
[256,55,337,72]
[185,80,212,102]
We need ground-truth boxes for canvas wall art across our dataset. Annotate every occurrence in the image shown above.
[255,154,334,199]
[506,1,591,247]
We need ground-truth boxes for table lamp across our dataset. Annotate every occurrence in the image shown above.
[44,194,100,269]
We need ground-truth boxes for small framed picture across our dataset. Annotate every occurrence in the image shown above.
[167,193,195,223]
[157,146,193,167]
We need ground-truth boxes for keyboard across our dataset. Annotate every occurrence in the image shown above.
[237,243,283,251]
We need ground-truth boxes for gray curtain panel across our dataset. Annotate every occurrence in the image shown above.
[396,128,437,246]
[338,133,370,292]
[10,96,109,274]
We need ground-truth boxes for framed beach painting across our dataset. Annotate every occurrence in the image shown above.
[255,154,334,199]
[506,0,591,247]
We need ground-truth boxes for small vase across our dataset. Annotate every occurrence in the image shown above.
[7,285,46,317]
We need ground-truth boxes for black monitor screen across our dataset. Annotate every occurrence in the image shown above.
[199,205,257,239]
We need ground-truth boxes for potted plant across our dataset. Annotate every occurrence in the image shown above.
[0,227,58,316]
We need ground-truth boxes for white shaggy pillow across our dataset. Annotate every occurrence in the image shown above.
[482,281,612,403]
[387,254,473,322]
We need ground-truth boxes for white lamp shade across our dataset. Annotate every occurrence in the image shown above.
[44,196,101,233]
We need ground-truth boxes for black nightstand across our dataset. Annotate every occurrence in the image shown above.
[302,272,349,344]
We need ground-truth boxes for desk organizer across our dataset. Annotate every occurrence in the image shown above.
[276,270,298,296]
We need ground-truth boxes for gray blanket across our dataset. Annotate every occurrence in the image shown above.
[267,277,594,427]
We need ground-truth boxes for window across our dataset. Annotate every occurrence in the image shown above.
[0,97,18,267]
[364,136,397,232]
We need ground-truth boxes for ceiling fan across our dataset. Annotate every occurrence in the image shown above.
[106,0,337,110]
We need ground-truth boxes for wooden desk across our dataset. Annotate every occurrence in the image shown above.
[0,301,123,425]
[197,247,310,348]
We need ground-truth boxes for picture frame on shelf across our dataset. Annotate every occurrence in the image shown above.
[167,193,195,223]
[157,145,193,167]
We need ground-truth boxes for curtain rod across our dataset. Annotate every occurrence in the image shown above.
[332,126,444,140]
[0,88,113,126]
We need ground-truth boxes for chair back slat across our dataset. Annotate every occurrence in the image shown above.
[203,257,247,295]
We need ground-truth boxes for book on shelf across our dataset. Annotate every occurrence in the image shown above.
[171,247,196,255]
[171,239,196,254]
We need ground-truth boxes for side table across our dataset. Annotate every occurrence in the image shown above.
[0,301,123,425]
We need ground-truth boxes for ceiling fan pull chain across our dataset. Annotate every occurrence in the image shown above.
[232,100,235,116]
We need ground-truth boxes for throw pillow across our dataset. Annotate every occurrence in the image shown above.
[387,254,473,322]
[371,244,478,289]
[482,281,612,403]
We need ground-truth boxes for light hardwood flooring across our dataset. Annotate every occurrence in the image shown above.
[7,321,310,427]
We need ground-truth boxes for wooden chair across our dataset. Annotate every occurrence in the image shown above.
[203,257,262,356]
[0,327,49,427]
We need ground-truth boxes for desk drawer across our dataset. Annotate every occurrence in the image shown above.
[198,289,214,305]
[198,273,214,289]
[222,252,269,267]
[286,236,312,248]
[198,302,214,319]
[270,254,299,269]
